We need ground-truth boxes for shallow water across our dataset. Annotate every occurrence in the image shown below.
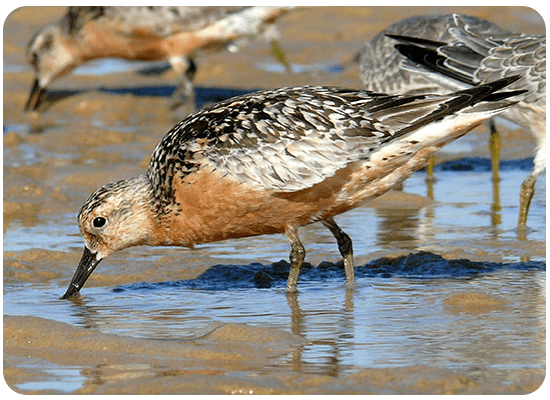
[3,5,546,395]
[3,254,546,378]
[3,165,546,384]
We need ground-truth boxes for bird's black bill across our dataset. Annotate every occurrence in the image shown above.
[61,246,101,299]
[24,78,47,112]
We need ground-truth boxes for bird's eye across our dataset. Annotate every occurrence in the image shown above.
[92,217,106,228]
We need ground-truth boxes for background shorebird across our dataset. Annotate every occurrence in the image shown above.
[60,77,525,299]
[359,14,512,95]
[386,16,545,230]
[25,6,292,111]
[359,14,514,183]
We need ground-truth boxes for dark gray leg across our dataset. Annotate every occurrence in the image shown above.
[169,56,197,109]
[322,217,355,286]
[285,226,306,293]
[489,119,501,182]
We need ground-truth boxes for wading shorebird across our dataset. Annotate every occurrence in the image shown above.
[359,14,514,181]
[359,13,546,229]
[61,77,524,299]
[25,6,292,111]
[387,19,546,229]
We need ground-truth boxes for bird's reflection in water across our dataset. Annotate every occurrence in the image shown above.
[285,288,355,376]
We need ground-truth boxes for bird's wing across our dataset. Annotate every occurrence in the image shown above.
[360,13,513,94]
[465,35,546,104]
[389,16,545,101]
[148,82,521,194]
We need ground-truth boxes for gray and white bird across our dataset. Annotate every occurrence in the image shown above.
[359,13,545,229]
[359,14,513,95]
[60,77,525,299]
[25,6,292,111]
[387,16,545,229]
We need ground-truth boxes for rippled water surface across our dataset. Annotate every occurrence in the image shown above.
[4,163,546,377]
[3,253,546,377]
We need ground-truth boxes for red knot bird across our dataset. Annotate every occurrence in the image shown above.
[359,13,545,229]
[386,17,545,229]
[25,6,292,111]
[61,77,524,299]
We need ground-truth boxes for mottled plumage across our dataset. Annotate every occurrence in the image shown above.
[360,13,545,229]
[359,14,512,94]
[25,6,292,110]
[63,79,524,299]
[386,16,545,228]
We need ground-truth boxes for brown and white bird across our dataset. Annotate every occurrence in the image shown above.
[60,77,525,299]
[25,6,292,111]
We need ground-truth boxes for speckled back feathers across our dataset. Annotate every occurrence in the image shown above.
[146,82,521,209]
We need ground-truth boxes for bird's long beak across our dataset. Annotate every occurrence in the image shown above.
[61,246,102,299]
[24,78,47,112]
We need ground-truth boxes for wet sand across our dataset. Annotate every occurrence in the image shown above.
[3,314,544,395]
[3,6,546,395]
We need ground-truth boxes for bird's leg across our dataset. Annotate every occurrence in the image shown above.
[489,120,501,182]
[425,156,435,182]
[285,226,306,293]
[518,172,537,229]
[169,56,197,110]
[270,39,292,73]
[322,217,355,286]
[261,22,291,74]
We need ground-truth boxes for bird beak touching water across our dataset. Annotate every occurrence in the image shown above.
[24,78,47,111]
[61,246,102,299]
